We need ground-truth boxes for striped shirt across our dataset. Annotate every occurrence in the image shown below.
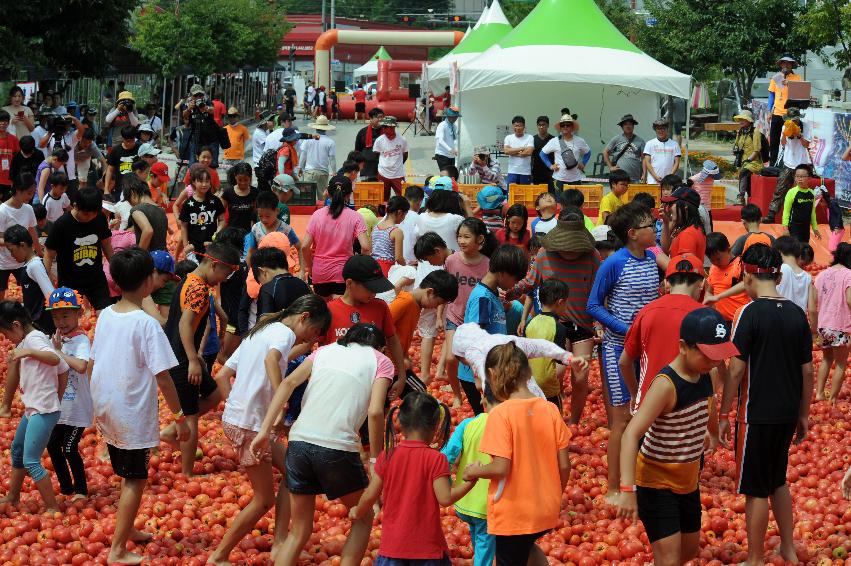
[587,247,659,346]
[636,366,714,494]
[510,248,600,331]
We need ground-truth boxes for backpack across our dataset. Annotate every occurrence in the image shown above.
[257,149,278,184]
[558,137,579,169]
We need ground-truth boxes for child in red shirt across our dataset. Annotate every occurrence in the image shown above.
[350,391,475,565]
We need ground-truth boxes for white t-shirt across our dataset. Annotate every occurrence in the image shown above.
[289,342,394,452]
[377,264,417,304]
[25,256,54,299]
[90,307,178,450]
[115,200,133,230]
[252,128,269,167]
[541,135,591,183]
[373,134,408,179]
[0,202,36,270]
[19,330,69,417]
[57,333,93,428]
[263,128,283,153]
[643,137,681,184]
[531,215,558,235]
[399,209,419,264]
[783,124,812,168]
[42,191,71,223]
[503,133,534,175]
[222,322,296,431]
[415,212,464,252]
[778,263,812,312]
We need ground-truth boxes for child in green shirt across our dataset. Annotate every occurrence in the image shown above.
[782,164,822,244]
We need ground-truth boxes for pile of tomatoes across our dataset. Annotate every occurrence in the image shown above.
[0,263,850,566]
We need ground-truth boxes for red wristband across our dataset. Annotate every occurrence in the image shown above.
[619,484,636,493]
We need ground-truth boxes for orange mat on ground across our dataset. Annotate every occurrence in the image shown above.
[289,215,835,266]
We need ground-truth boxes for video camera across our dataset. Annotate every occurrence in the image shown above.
[118,99,135,112]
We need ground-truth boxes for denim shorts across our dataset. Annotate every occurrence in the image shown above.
[445,319,459,332]
[285,440,368,500]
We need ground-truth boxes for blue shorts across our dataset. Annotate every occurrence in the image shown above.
[445,319,459,332]
[375,556,451,566]
[506,173,532,188]
[602,342,630,407]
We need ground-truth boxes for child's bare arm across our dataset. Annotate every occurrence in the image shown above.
[349,473,383,520]
[433,475,475,507]
[57,370,68,400]
[393,229,405,266]
[0,357,21,415]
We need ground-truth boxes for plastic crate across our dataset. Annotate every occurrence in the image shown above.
[711,185,726,210]
[354,182,387,209]
[624,184,661,207]
[577,185,604,210]
[290,182,317,205]
[508,184,550,209]
[457,183,484,203]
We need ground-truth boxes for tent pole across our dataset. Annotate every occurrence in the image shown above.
[684,80,692,177]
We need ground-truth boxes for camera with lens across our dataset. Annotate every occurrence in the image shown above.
[48,115,71,136]
[733,147,744,169]
[119,99,135,112]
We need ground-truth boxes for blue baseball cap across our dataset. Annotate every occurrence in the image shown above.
[45,287,83,310]
[431,176,454,192]
[476,185,506,210]
[150,250,179,280]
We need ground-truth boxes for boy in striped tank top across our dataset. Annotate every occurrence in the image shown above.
[587,201,660,504]
[617,308,738,565]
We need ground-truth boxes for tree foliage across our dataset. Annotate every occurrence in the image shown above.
[796,0,851,71]
[274,0,451,23]
[130,0,291,77]
[639,0,810,99]
[0,0,139,76]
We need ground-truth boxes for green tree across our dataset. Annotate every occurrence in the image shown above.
[639,0,809,98]
[130,0,291,77]
[796,0,851,70]
[0,0,139,76]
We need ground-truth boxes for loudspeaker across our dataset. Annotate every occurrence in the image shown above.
[408,83,421,99]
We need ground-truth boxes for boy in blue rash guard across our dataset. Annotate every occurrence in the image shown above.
[587,201,660,506]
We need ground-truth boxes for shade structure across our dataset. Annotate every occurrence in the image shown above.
[456,0,691,159]
[427,0,512,92]
[352,46,393,79]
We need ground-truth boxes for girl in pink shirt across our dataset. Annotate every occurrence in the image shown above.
[814,243,851,402]
[442,218,494,408]
[303,178,371,298]
[0,301,69,512]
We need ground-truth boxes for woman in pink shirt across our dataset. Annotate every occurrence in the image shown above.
[302,176,371,298]
[814,243,851,402]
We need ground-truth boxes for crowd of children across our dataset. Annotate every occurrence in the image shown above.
[0,110,842,566]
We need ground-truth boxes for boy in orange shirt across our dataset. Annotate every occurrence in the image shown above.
[389,270,458,395]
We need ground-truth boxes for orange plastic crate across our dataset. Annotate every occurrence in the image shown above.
[577,185,604,210]
[625,184,662,207]
[508,184,550,209]
[711,185,726,209]
[353,182,386,209]
[457,183,484,203]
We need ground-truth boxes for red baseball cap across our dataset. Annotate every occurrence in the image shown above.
[665,252,704,279]
[151,161,170,183]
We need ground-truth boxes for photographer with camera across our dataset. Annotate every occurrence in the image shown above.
[180,84,225,169]
[732,110,765,206]
[767,54,802,165]
[37,112,85,200]
[104,91,140,148]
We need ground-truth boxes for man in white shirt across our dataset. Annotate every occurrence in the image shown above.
[434,107,460,173]
[42,115,84,195]
[300,115,337,197]
[252,118,274,168]
[502,115,534,192]
[642,118,681,184]
[373,116,409,201]
[540,114,591,189]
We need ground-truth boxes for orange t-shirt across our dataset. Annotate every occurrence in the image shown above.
[479,397,570,535]
[148,179,166,205]
[389,291,421,355]
[183,167,221,190]
[708,257,749,321]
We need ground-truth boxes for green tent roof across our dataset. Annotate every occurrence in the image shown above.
[448,1,512,55]
[370,46,392,61]
[499,0,641,53]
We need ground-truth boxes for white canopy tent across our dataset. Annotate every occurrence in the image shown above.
[427,0,512,93]
[456,0,691,161]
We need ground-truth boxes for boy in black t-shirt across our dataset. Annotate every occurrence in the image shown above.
[10,136,42,190]
[104,126,140,200]
[719,243,813,566]
[179,166,225,256]
[43,188,113,311]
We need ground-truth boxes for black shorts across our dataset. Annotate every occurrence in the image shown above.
[285,440,368,500]
[0,267,24,292]
[107,444,150,480]
[735,421,796,498]
[313,281,346,298]
[68,277,111,310]
[636,486,701,543]
[563,320,594,344]
[354,102,366,113]
[169,362,218,416]
[495,530,549,566]
[460,379,484,415]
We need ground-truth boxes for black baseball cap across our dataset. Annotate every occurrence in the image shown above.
[327,174,353,194]
[680,308,740,361]
[661,185,701,208]
[342,255,394,293]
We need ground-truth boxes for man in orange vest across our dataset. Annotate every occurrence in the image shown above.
[767,54,802,165]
